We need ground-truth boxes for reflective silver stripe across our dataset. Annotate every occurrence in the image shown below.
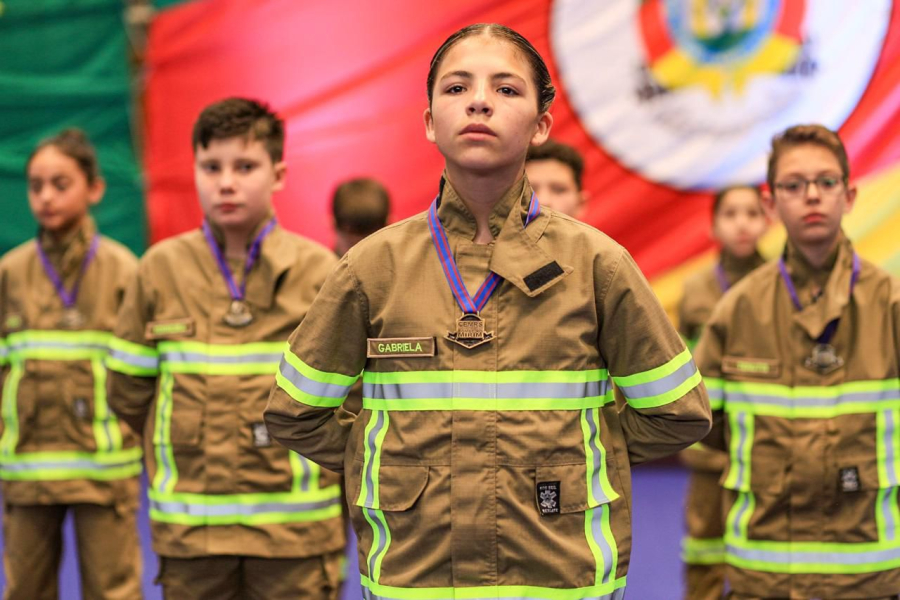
[363,380,607,400]
[296,453,311,492]
[707,386,724,402]
[109,348,159,369]
[726,388,900,407]
[161,351,282,365]
[150,496,340,517]
[0,457,139,472]
[885,410,899,487]
[733,412,749,490]
[8,341,107,353]
[157,373,175,492]
[365,507,389,580]
[726,543,900,566]
[617,359,697,400]
[882,489,897,542]
[279,357,355,399]
[732,493,752,539]
[591,506,614,584]
[584,408,612,504]
[362,411,387,508]
[361,587,627,600]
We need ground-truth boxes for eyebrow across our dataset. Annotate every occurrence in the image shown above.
[439,70,528,84]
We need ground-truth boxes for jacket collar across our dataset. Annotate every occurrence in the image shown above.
[782,232,856,340]
[39,215,97,278]
[720,248,765,283]
[435,174,569,297]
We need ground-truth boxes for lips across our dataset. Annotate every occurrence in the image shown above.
[216,202,242,213]
[460,123,497,137]
[803,213,826,224]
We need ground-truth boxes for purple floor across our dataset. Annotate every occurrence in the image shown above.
[0,464,688,599]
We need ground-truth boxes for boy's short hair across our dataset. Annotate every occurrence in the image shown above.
[192,97,284,163]
[526,139,584,190]
[767,124,850,192]
[712,184,761,218]
[332,178,391,235]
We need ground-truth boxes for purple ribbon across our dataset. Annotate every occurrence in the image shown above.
[778,252,860,345]
[202,218,277,301]
[428,191,540,314]
[36,234,100,308]
[714,263,730,293]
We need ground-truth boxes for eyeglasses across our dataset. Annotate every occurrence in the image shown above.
[774,175,845,200]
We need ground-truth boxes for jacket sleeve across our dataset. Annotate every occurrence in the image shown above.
[265,257,367,473]
[106,260,159,437]
[598,247,711,464]
[693,299,728,452]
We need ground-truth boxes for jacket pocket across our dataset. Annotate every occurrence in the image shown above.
[534,461,615,515]
[169,407,202,448]
[351,461,428,512]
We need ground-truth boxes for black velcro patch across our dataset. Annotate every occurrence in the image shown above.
[524,262,564,291]
[537,481,561,516]
[840,467,860,492]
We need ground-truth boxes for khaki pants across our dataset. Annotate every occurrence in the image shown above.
[2,502,143,600]
[684,468,726,600]
[157,550,343,600]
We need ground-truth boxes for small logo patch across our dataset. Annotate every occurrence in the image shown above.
[537,481,560,516]
[722,356,781,379]
[145,318,195,340]
[251,422,271,448]
[367,337,436,358]
[4,313,24,331]
[840,467,860,492]
[73,397,90,420]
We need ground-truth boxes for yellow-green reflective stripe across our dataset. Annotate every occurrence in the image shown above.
[614,350,701,409]
[362,396,613,412]
[107,337,159,376]
[288,450,320,493]
[283,349,359,387]
[5,330,111,361]
[723,412,752,491]
[583,504,617,585]
[726,491,755,543]
[158,341,284,375]
[0,447,142,481]
[358,410,389,509]
[724,537,900,574]
[91,357,123,453]
[363,507,391,584]
[720,379,900,418]
[581,408,619,506]
[877,409,900,488]
[705,377,725,411]
[364,369,607,385]
[681,536,725,565]
[876,488,900,544]
[359,575,628,600]
[0,361,23,456]
[276,354,355,408]
[152,372,178,494]
[0,339,8,365]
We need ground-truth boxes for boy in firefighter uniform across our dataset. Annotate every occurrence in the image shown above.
[678,185,767,600]
[106,98,346,599]
[265,24,711,600]
[696,124,900,599]
[1,129,143,600]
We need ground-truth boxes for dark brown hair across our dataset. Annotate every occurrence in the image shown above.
[192,97,285,163]
[426,23,556,113]
[332,178,391,234]
[712,184,761,218]
[767,124,850,193]
[526,139,584,189]
[27,128,100,184]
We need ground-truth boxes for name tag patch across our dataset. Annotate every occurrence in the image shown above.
[722,356,781,379]
[251,422,272,448]
[367,337,436,359]
[536,481,561,516]
[145,318,195,340]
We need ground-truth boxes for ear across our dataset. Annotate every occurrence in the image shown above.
[272,161,287,192]
[424,107,436,143]
[761,189,778,222]
[530,112,553,146]
[844,183,857,214]
[87,177,106,207]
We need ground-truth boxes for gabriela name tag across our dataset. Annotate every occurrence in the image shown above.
[367,337,436,358]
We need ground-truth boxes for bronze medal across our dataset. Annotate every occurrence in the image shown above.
[58,307,85,329]
[446,313,494,349]
[804,343,843,374]
[224,299,253,327]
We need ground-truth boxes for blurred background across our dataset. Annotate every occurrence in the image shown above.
[1,1,899,598]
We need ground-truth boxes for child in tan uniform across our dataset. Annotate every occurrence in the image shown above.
[106,98,346,599]
[0,129,142,600]
[678,185,767,600]
[696,124,900,599]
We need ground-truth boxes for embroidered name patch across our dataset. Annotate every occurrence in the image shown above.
[722,356,781,379]
[536,481,561,516]
[840,467,860,492]
[367,337,436,359]
[145,318,195,340]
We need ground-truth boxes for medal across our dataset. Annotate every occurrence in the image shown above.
[202,218,277,328]
[779,252,860,374]
[36,234,99,330]
[428,189,540,349]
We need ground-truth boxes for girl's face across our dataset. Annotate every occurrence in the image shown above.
[27,145,103,236]
[712,188,767,258]
[424,35,552,176]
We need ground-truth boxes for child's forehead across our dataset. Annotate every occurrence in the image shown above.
[775,143,843,174]
[28,146,81,174]
[527,158,576,181]
[439,35,530,76]
[195,134,268,158]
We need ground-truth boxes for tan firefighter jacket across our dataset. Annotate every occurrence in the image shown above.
[106,219,346,558]
[0,217,141,507]
[265,177,711,600]
[696,234,900,598]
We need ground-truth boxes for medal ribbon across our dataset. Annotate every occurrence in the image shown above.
[778,252,860,344]
[714,263,730,293]
[202,218,277,301]
[428,191,540,314]
[36,234,100,309]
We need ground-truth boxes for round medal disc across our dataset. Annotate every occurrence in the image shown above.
[58,307,85,329]
[224,300,253,327]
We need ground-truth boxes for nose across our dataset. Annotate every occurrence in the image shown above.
[219,168,235,192]
[805,180,821,202]
[466,80,493,116]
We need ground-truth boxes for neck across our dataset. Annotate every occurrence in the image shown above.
[45,215,87,246]
[794,235,841,270]
[221,226,252,260]
[445,162,524,244]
